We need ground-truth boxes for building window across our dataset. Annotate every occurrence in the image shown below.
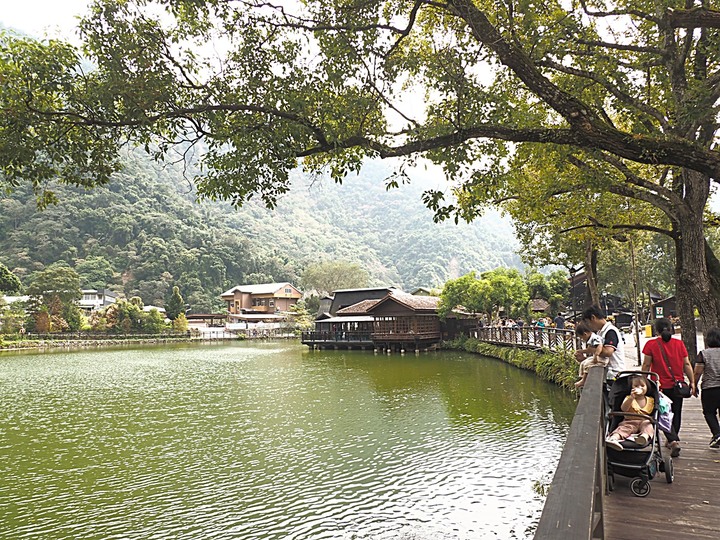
[269,300,275,307]
[285,288,292,294]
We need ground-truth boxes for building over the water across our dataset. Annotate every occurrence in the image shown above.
[326,287,397,316]
[302,288,451,352]
[367,291,442,352]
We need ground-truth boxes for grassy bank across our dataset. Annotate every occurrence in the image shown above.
[447,336,578,390]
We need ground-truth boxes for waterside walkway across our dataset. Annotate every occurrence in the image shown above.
[603,399,720,539]
[603,334,720,539]
[533,330,720,539]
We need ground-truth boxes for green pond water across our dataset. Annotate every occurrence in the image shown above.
[0,342,576,539]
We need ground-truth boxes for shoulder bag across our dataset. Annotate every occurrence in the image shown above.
[658,339,692,398]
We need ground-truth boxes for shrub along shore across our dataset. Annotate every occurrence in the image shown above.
[0,331,301,351]
[447,336,578,390]
[0,334,203,351]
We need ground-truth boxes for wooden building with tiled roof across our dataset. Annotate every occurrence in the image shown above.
[220,282,302,317]
[328,287,396,315]
[302,289,444,352]
[367,291,442,351]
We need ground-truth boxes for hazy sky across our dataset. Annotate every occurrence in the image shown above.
[0,0,91,40]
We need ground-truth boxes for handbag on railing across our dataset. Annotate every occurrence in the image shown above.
[658,340,692,398]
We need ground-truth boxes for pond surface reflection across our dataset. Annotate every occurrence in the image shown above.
[0,342,576,539]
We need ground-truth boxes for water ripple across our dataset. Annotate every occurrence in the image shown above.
[0,344,575,539]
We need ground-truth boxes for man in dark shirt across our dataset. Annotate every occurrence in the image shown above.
[553,314,565,329]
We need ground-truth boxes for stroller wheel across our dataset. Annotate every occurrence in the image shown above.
[630,477,651,497]
[664,455,674,484]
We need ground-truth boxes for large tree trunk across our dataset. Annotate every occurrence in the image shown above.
[674,169,720,360]
[704,240,720,314]
[674,260,698,361]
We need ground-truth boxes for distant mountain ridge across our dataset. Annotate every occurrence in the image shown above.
[262,160,522,289]
[0,150,520,310]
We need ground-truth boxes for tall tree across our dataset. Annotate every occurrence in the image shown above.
[439,272,491,319]
[143,308,166,333]
[525,269,551,301]
[482,268,530,319]
[26,263,81,315]
[4,0,720,349]
[0,262,21,293]
[301,261,369,295]
[165,286,185,321]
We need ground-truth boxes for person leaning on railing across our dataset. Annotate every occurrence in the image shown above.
[578,305,625,382]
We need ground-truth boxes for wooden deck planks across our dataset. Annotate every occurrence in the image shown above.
[603,396,720,539]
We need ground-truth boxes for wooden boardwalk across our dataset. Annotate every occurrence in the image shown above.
[604,397,720,539]
[604,334,720,539]
[533,330,719,539]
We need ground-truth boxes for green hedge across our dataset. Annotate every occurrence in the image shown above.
[447,336,578,389]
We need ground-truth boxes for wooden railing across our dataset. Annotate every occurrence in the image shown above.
[24,331,195,340]
[371,331,442,341]
[301,331,374,343]
[534,366,606,539]
[473,326,578,352]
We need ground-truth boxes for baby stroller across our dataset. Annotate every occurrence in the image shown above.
[605,371,674,497]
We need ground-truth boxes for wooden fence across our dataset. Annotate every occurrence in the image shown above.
[473,326,578,352]
[23,331,195,340]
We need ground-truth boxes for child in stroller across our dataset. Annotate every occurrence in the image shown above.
[606,374,654,450]
[605,371,673,497]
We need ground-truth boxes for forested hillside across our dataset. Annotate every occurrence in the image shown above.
[0,151,520,311]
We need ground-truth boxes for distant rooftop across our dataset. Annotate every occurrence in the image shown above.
[220,282,295,297]
[331,286,397,294]
[1,295,30,304]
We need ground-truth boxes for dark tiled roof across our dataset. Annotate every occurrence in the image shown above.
[530,298,551,312]
[332,286,397,293]
[336,299,380,315]
[384,291,440,311]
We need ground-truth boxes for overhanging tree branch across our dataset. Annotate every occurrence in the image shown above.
[559,221,674,237]
[442,1,720,179]
[537,58,670,131]
[664,7,720,29]
[566,153,680,218]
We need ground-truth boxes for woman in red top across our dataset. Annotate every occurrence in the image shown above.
[641,318,695,457]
